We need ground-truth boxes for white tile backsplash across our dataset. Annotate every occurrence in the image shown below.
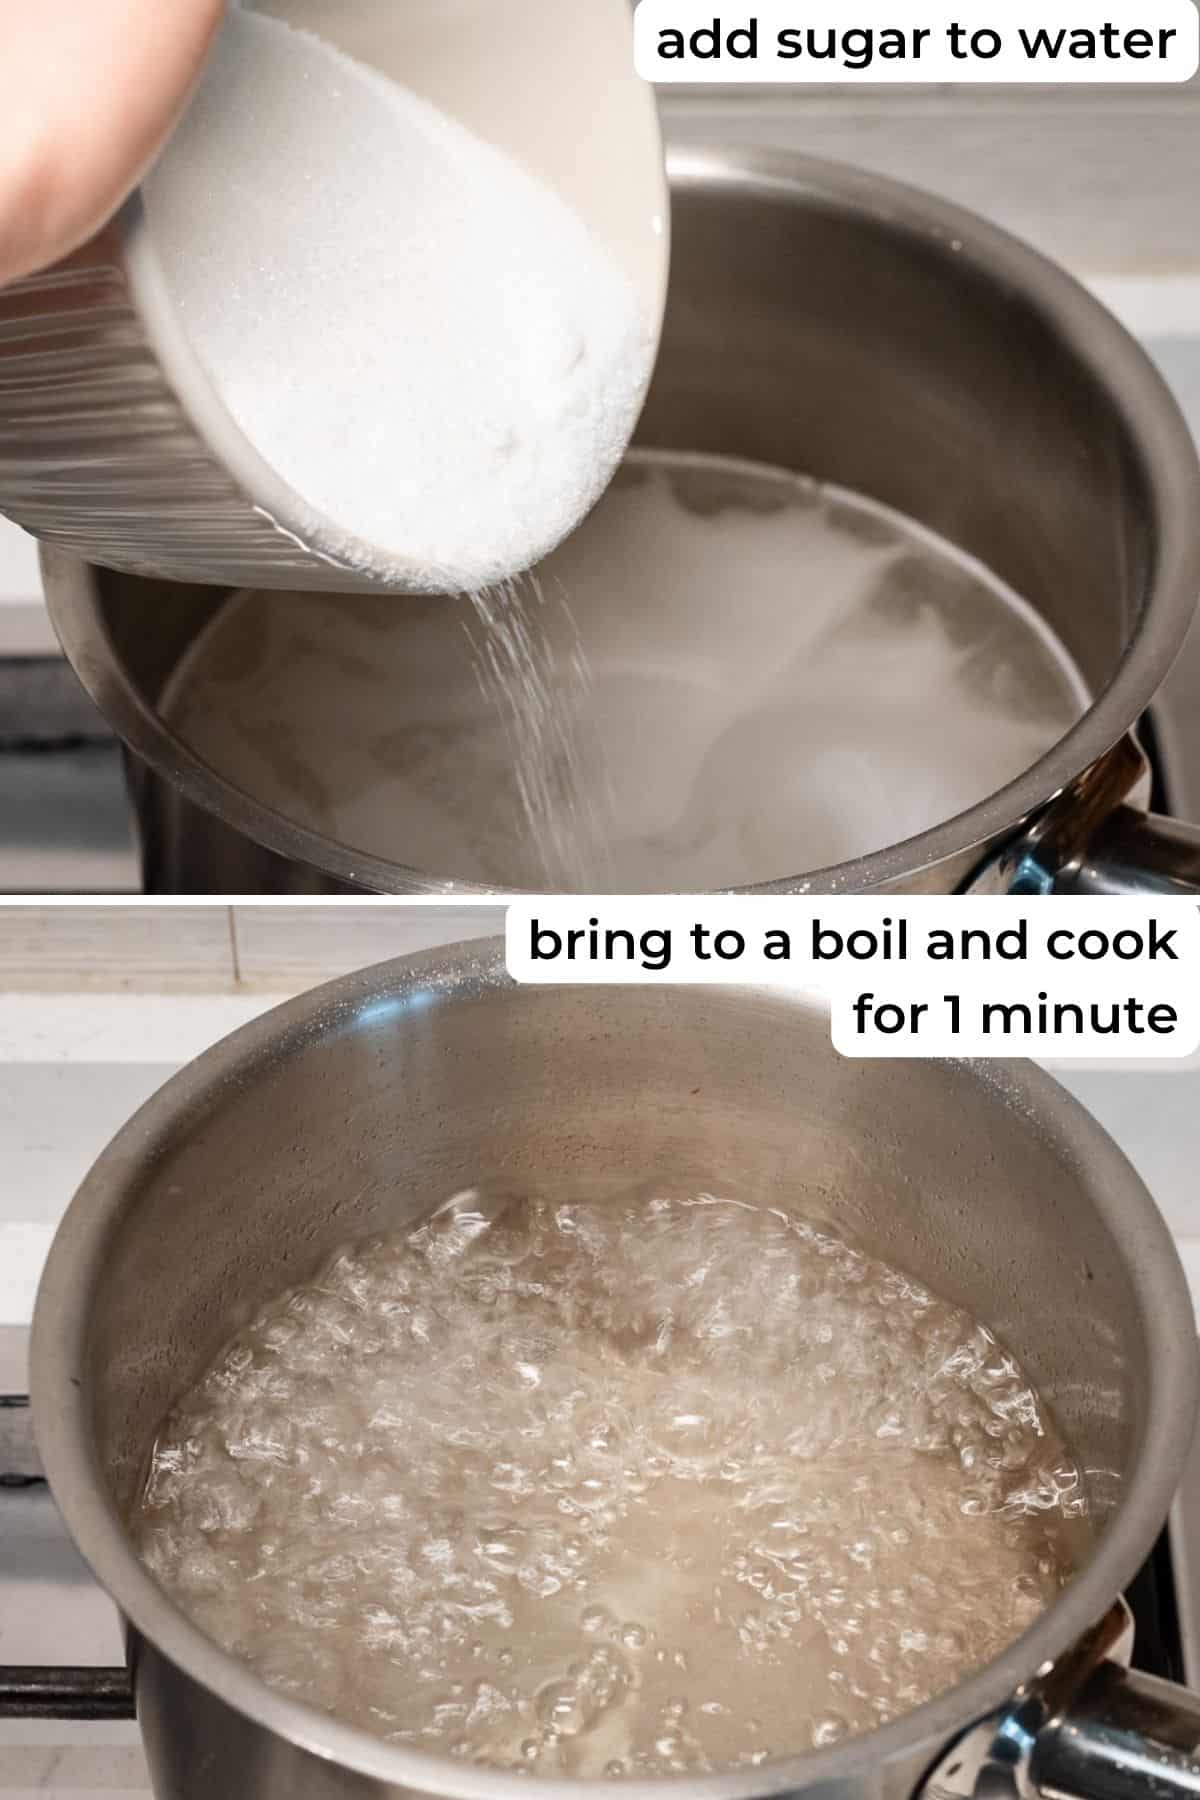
[0,906,236,992]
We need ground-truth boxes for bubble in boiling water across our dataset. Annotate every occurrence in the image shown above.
[135,1188,1087,1777]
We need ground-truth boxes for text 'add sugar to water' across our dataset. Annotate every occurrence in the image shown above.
[633,3,1200,82]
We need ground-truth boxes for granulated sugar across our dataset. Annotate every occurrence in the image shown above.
[161,454,1088,890]
[467,577,613,892]
[136,1189,1087,1776]
[143,9,656,590]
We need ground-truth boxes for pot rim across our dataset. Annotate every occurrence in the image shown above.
[40,143,1200,895]
[31,940,1200,1798]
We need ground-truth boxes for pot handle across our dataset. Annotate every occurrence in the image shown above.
[924,1602,1200,1800]
[1020,807,1200,898]
[1034,1660,1200,1800]
[968,737,1200,897]
[0,1666,134,1720]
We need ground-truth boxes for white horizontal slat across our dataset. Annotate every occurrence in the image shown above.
[0,906,235,991]
[0,904,504,993]
[230,902,498,989]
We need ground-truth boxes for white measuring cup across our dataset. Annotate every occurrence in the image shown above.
[258,0,667,316]
[0,0,668,592]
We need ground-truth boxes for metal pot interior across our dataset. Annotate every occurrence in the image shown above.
[33,947,1198,1791]
[43,148,1200,895]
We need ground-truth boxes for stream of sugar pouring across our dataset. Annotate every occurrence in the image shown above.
[466,578,613,893]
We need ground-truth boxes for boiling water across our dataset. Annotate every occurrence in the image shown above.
[136,1189,1086,1776]
[160,453,1089,891]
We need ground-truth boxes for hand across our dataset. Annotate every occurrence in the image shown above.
[0,0,226,285]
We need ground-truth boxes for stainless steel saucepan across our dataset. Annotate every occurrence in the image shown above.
[27,941,1200,1800]
[37,147,1200,895]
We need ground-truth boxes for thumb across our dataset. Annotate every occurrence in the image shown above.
[0,0,226,285]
